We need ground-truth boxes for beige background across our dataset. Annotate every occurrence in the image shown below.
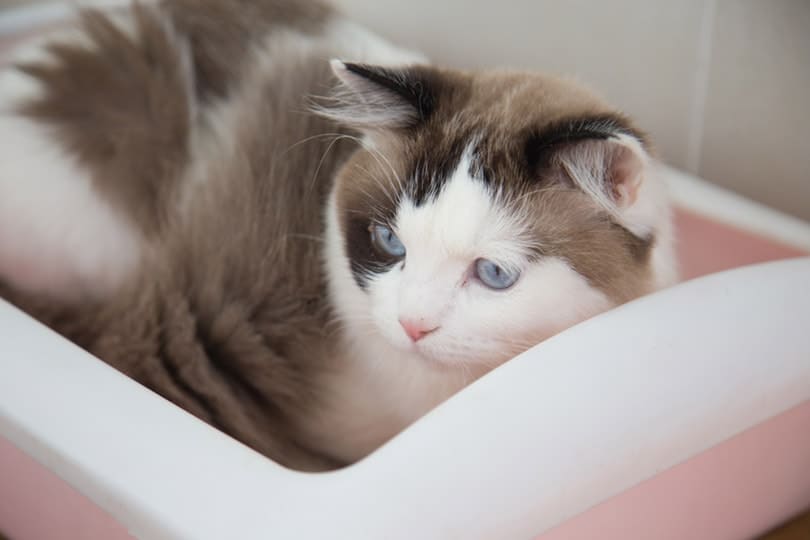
[3,0,809,220]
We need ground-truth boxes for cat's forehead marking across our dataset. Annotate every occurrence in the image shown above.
[395,147,530,267]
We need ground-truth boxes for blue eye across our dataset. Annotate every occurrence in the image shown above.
[474,258,520,290]
[370,224,406,258]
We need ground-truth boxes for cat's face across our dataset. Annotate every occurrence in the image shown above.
[324,62,674,368]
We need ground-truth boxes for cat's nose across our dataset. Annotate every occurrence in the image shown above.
[399,318,439,342]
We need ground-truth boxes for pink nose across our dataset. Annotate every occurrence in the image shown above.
[399,318,439,342]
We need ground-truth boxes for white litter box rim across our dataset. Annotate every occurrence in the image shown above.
[1,257,809,540]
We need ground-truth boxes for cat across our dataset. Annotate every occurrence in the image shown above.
[0,0,677,470]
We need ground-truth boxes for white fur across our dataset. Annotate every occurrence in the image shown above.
[319,147,613,461]
[366,151,612,366]
[0,24,141,301]
[317,186,477,461]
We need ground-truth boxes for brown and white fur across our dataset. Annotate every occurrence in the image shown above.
[0,0,676,469]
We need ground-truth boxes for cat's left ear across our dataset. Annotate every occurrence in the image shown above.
[317,60,437,131]
[532,122,664,238]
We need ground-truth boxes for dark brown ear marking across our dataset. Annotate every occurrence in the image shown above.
[524,114,644,172]
[321,60,439,130]
[341,62,436,121]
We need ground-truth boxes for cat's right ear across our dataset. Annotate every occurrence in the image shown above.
[316,59,436,131]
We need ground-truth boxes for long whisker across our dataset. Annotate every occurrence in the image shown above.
[308,134,358,195]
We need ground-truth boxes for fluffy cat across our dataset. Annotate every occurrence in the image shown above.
[0,0,676,470]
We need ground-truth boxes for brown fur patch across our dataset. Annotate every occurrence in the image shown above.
[18,4,192,235]
[5,1,349,470]
[16,0,333,236]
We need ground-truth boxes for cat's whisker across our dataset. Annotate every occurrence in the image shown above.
[346,175,394,215]
[308,134,358,195]
[285,233,326,244]
[511,185,561,205]
[281,131,350,157]
[324,314,379,335]
[350,136,405,197]
[353,164,400,208]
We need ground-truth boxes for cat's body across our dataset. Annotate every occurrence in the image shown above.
[0,0,676,469]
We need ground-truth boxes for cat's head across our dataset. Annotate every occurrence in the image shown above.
[321,61,675,368]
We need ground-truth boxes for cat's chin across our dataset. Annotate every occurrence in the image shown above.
[389,338,440,364]
[409,347,457,369]
[391,339,500,374]
[380,335,462,370]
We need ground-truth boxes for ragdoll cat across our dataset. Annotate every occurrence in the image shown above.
[0,0,676,470]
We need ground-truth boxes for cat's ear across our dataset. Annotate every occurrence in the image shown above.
[529,118,661,237]
[317,59,436,130]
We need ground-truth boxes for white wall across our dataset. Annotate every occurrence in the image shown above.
[3,0,809,221]
[698,1,810,223]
